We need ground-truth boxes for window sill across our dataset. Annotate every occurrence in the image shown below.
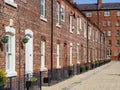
[70,31,73,33]
[70,64,73,66]
[6,71,17,77]
[77,32,80,35]
[56,66,61,69]
[56,24,61,28]
[77,62,80,64]
[40,16,47,22]
[40,67,47,71]
[5,0,17,8]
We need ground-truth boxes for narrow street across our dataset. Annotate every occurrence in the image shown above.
[42,61,120,90]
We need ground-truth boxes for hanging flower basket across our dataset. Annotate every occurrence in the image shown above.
[1,36,8,43]
[22,37,29,44]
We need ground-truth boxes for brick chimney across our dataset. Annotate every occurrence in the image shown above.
[69,0,74,3]
[98,0,102,8]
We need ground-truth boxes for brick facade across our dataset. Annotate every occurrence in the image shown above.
[0,0,106,84]
[77,0,120,60]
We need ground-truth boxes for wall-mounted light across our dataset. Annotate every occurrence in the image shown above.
[9,19,13,27]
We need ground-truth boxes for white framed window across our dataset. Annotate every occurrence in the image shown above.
[108,40,112,46]
[77,17,80,34]
[104,11,110,16]
[116,30,120,36]
[80,18,82,29]
[56,2,60,25]
[104,30,107,37]
[84,22,87,38]
[88,27,92,39]
[25,29,33,75]
[40,40,47,71]
[86,12,92,17]
[5,26,17,77]
[116,40,120,46]
[108,30,112,36]
[70,43,73,66]
[61,5,65,22]
[56,44,61,68]
[5,0,17,8]
[40,0,46,18]
[117,11,120,16]
[70,15,73,33]
[77,43,80,64]
[116,20,120,26]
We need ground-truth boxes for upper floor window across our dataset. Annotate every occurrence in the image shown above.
[107,20,111,26]
[108,40,112,46]
[116,20,120,26]
[80,18,82,29]
[77,17,80,34]
[84,22,87,38]
[116,30,120,36]
[104,11,110,16]
[61,5,65,22]
[86,12,92,17]
[117,11,120,16]
[70,15,73,33]
[103,30,107,37]
[40,0,46,18]
[103,20,107,27]
[116,40,120,46]
[56,2,60,25]
[108,30,112,36]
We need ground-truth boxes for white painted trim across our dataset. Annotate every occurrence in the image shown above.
[25,29,33,74]
[5,26,17,77]
[5,0,17,8]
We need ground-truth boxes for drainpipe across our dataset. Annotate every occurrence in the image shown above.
[87,20,89,64]
[51,0,53,75]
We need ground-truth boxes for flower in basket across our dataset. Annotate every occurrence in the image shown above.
[22,37,29,44]
[1,36,8,43]
[0,69,7,86]
[27,77,37,82]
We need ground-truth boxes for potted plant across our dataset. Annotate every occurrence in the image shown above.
[69,66,74,76]
[80,66,84,73]
[1,36,8,43]
[0,69,7,90]
[22,37,29,44]
[26,77,37,89]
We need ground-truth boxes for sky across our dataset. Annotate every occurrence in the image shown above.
[74,0,120,4]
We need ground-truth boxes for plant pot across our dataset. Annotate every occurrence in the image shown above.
[26,81,31,88]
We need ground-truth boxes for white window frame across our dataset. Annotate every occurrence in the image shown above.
[40,40,47,71]
[108,30,112,36]
[86,12,92,17]
[61,5,65,22]
[77,17,80,34]
[25,29,33,75]
[5,0,17,8]
[56,2,60,26]
[70,43,73,66]
[70,15,73,33]
[84,23,87,38]
[40,0,45,18]
[104,11,110,16]
[5,26,17,77]
[77,43,80,64]
[88,27,92,39]
[56,44,61,68]
[80,18,82,29]
[117,11,120,16]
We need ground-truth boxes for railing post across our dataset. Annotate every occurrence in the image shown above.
[9,77,12,90]
[40,71,42,90]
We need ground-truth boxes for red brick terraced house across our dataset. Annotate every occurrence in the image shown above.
[77,0,120,60]
[0,0,106,89]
